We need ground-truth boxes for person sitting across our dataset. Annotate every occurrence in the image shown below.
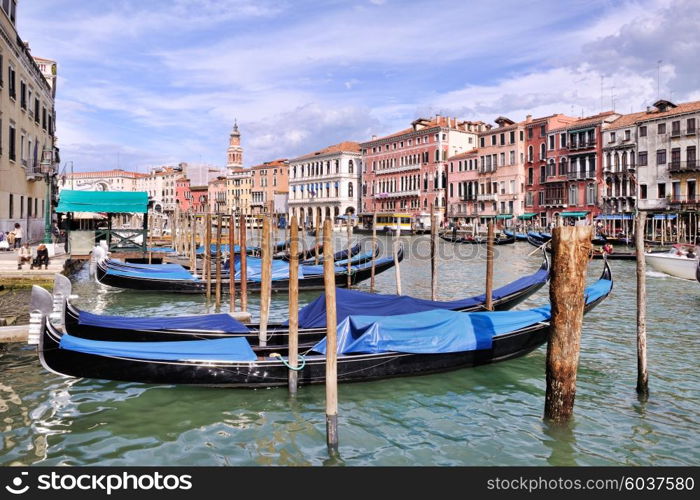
[31,244,50,270]
[686,248,697,259]
[602,243,614,254]
[17,243,32,270]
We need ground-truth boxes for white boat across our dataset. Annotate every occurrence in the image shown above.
[645,245,699,280]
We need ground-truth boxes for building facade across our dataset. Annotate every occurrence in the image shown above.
[288,141,361,227]
[360,115,486,224]
[446,149,479,223]
[0,1,59,240]
[175,177,191,212]
[208,176,227,213]
[250,159,288,215]
[60,169,145,193]
[227,167,252,214]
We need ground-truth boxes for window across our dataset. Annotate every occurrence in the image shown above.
[540,124,546,137]
[688,118,696,135]
[671,120,681,136]
[656,149,666,165]
[586,183,596,205]
[34,98,40,123]
[20,80,26,109]
[671,147,681,167]
[42,107,47,130]
[640,184,647,199]
[19,195,23,218]
[8,124,15,161]
[0,54,3,87]
[528,128,533,139]
[348,160,354,174]
[688,146,697,167]
[657,183,666,198]
[27,197,32,217]
[610,132,616,142]
[509,151,515,165]
[639,151,648,166]
[491,135,496,146]
[528,145,533,162]
[8,65,16,99]
[639,125,647,137]
[625,129,631,141]
[500,133,505,145]
[657,123,666,135]
[8,193,13,219]
[539,143,546,160]
[479,137,484,147]
[569,185,578,206]
[548,135,555,150]
[560,133,567,147]
[527,167,534,185]
[509,131,515,143]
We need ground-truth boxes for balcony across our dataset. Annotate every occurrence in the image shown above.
[568,140,597,151]
[477,193,498,202]
[668,195,699,207]
[374,190,420,199]
[669,160,700,173]
[566,170,596,180]
[374,163,422,175]
[542,198,566,207]
[25,164,44,181]
[670,128,682,138]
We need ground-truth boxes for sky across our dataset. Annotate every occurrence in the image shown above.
[16,0,700,173]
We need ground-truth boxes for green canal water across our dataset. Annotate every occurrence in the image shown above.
[0,234,698,466]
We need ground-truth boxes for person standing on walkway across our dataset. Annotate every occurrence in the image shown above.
[13,223,23,248]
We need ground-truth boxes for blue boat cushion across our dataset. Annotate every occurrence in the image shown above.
[78,310,250,333]
[296,266,548,328]
[59,334,258,362]
[105,265,199,281]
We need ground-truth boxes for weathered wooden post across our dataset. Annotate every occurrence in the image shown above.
[315,210,321,265]
[635,211,649,398]
[370,212,377,293]
[205,213,212,301]
[346,215,352,288]
[544,225,592,422]
[288,215,300,394]
[190,215,197,277]
[322,217,339,452]
[239,214,248,312]
[485,220,495,311]
[431,205,437,301]
[215,214,223,309]
[393,219,402,295]
[259,215,272,347]
[229,212,236,312]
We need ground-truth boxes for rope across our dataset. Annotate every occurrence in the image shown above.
[270,352,307,371]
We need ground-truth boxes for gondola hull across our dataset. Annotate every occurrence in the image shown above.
[439,234,516,245]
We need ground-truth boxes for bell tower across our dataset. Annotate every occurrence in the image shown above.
[226,120,243,171]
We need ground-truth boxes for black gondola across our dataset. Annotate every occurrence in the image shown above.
[94,247,404,293]
[439,233,516,245]
[52,253,550,342]
[35,261,611,387]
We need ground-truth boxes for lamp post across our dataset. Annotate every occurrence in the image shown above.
[40,148,55,244]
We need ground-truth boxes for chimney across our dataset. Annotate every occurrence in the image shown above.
[371,135,377,140]
[526,114,532,122]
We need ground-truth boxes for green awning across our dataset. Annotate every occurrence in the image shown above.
[560,211,590,217]
[57,190,149,214]
[518,213,537,220]
[495,214,514,219]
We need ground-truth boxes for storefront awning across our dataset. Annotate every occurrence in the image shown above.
[518,213,537,220]
[57,190,149,214]
[595,214,633,220]
[560,211,590,217]
[495,214,514,219]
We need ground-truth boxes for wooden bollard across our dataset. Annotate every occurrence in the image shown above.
[322,218,339,452]
[205,213,212,301]
[544,225,592,422]
[239,214,248,312]
[215,214,223,309]
[485,221,495,311]
[635,211,649,398]
[288,215,300,394]
[346,216,352,288]
[259,216,272,347]
[315,211,321,265]
[370,211,377,293]
[229,212,236,312]
[190,215,197,276]
[393,221,402,295]
[430,206,437,301]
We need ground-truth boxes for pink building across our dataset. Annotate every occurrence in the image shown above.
[175,177,191,212]
[208,176,228,213]
[446,149,479,223]
[190,186,208,213]
[360,115,487,223]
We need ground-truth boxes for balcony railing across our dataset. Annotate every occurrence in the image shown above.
[374,163,422,175]
[542,198,566,206]
[374,190,420,199]
[477,193,498,202]
[668,195,699,205]
[568,140,597,151]
[669,160,699,173]
[566,170,596,180]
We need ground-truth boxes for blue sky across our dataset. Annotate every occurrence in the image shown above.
[17,0,699,173]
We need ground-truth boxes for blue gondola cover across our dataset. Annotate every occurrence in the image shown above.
[78,311,250,333]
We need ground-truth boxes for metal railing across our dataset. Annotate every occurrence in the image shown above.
[669,160,699,172]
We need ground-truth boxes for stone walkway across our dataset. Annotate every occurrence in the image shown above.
[0,243,68,284]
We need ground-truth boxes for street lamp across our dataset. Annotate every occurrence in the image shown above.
[40,148,55,244]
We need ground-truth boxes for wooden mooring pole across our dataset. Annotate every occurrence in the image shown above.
[239,214,248,312]
[288,215,300,394]
[393,221,402,295]
[229,212,236,312]
[431,205,437,301]
[190,215,197,277]
[215,214,223,309]
[544,225,592,422]
[205,213,212,301]
[635,211,649,398]
[485,221,495,311]
[259,215,271,347]
[322,217,339,452]
[315,211,321,265]
[370,212,377,293]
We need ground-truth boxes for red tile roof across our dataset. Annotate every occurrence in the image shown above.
[447,149,479,161]
[292,141,361,161]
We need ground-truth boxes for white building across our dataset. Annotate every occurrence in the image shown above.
[288,141,361,227]
[59,169,145,193]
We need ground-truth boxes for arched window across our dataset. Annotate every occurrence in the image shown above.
[540,143,546,161]
[348,182,354,198]
[335,160,339,173]
[348,160,354,174]
[528,145,533,162]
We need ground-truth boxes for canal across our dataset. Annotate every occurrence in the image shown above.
[0,234,698,465]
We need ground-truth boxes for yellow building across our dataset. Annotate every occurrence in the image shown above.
[227,167,252,214]
[0,1,58,241]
